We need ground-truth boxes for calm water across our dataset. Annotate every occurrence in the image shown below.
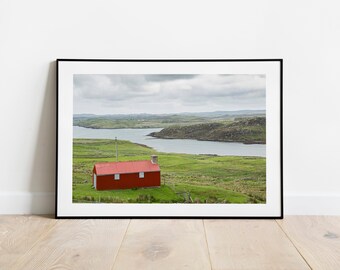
[73,126,266,157]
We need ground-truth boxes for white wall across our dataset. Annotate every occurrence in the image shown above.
[1,0,340,215]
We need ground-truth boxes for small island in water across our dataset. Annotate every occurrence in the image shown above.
[149,117,265,144]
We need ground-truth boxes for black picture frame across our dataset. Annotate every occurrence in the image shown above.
[56,59,283,219]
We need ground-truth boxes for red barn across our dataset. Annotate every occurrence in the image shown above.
[92,155,161,190]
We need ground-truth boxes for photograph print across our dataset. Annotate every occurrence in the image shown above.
[57,60,282,218]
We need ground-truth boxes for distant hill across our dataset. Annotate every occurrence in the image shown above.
[73,114,97,119]
[179,110,265,118]
[73,110,266,129]
[74,110,265,119]
[149,117,266,144]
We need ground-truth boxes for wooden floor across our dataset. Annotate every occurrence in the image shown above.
[0,216,339,269]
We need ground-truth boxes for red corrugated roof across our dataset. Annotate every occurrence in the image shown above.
[94,160,160,176]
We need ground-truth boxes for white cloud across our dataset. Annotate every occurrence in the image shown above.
[74,74,265,114]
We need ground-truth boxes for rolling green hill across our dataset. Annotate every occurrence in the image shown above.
[149,117,266,144]
[73,110,265,129]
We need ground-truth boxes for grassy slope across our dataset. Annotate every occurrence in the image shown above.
[73,139,266,204]
[73,113,266,130]
[150,117,266,144]
[73,115,208,129]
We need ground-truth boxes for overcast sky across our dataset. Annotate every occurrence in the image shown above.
[73,74,265,115]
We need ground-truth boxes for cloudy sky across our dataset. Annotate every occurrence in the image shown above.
[73,74,265,115]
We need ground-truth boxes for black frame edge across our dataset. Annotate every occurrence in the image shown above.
[279,59,284,219]
[56,58,283,62]
[56,216,283,219]
[55,60,59,219]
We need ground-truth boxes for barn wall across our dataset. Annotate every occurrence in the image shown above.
[96,171,161,190]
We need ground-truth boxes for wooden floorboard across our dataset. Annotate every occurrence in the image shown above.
[277,216,340,270]
[204,219,310,270]
[1,216,339,270]
[0,215,56,270]
[112,219,211,270]
[9,219,130,270]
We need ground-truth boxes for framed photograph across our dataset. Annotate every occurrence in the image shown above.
[56,59,283,218]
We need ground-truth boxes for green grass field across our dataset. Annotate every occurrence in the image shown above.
[73,139,266,204]
[73,115,208,129]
